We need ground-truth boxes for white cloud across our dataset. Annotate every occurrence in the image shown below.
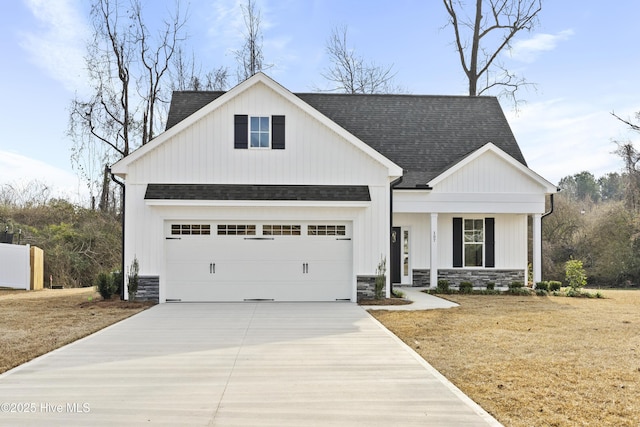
[506,99,638,185]
[510,29,574,63]
[20,0,90,92]
[0,150,87,204]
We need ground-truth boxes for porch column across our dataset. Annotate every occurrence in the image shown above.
[532,213,542,285]
[430,213,438,289]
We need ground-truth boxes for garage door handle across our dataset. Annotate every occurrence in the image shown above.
[302,263,309,274]
[210,263,215,274]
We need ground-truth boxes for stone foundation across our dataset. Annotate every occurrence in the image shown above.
[411,269,524,288]
[357,275,377,301]
[412,269,431,287]
[134,275,159,303]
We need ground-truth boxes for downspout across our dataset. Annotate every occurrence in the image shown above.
[389,176,403,297]
[538,191,558,283]
[542,192,557,218]
[109,168,126,300]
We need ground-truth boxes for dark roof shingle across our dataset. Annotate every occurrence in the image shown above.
[145,184,371,202]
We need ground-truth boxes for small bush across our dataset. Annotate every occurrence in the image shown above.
[509,281,524,289]
[486,282,495,290]
[508,287,532,296]
[565,259,587,290]
[536,289,548,296]
[391,289,405,298]
[436,279,450,294]
[374,257,387,300]
[128,257,140,301]
[112,270,123,297]
[549,281,562,292]
[96,271,116,300]
[459,281,473,294]
[566,288,585,298]
[536,281,549,291]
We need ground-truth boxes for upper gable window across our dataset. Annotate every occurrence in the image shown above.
[250,116,270,148]
[234,115,285,150]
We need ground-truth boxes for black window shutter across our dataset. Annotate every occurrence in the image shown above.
[234,115,248,149]
[272,115,285,149]
[453,217,463,268]
[485,218,495,268]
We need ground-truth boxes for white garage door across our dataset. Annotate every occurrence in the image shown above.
[165,223,352,302]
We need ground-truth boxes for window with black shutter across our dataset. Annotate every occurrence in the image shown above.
[272,115,285,149]
[234,115,248,149]
[453,217,495,268]
[234,115,285,150]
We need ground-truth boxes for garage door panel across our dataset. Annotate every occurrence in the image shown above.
[165,222,352,302]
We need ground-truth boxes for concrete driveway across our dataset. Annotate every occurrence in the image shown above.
[0,303,501,426]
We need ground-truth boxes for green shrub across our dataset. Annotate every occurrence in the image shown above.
[535,281,549,291]
[508,287,532,296]
[535,289,548,296]
[566,288,585,298]
[436,279,450,294]
[509,281,524,289]
[486,282,495,290]
[391,288,405,298]
[549,281,562,292]
[96,271,116,300]
[374,257,386,299]
[112,270,123,297]
[459,281,473,294]
[565,259,587,290]
[128,257,140,301]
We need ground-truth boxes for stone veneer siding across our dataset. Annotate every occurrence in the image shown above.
[411,269,525,288]
[135,275,159,303]
[357,275,377,301]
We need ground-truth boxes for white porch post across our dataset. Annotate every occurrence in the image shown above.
[430,213,438,289]
[532,213,542,285]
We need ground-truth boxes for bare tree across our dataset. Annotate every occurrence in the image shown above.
[69,0,187,210]
[612,112,640,211]
[233,0,269,82]
[443,0,542,105]
[321,25,401,94]
[170,47,229,91]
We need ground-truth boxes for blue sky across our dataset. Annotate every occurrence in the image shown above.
[1,0,640,202]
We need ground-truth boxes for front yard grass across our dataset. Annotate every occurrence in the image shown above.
[0,288,152,374]
[370,290,640,427]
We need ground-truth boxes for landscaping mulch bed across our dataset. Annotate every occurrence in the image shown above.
[370,290,640,427]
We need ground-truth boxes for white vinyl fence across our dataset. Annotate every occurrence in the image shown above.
[0,243,30,290]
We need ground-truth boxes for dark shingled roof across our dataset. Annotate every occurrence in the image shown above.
[165,91,526,188]
[165,91,226,129]
[145,184,371,202]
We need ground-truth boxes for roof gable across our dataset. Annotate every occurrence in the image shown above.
[112,73,402,178]
[428,143,557,193]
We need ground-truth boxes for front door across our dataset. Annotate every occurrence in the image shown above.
[391,227,401,284]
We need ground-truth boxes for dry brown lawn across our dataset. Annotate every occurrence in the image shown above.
[0,288,152,374]
[370,290,640,427]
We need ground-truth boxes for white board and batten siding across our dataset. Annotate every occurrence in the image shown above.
[116,79,396,302]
